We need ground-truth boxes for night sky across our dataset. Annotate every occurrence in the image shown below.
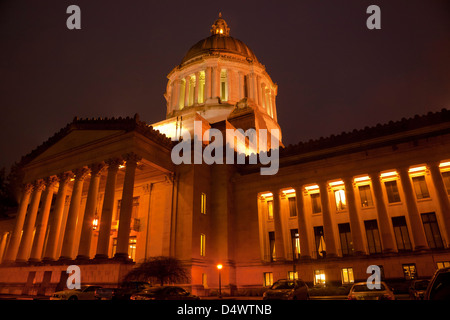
[1,0,449,170]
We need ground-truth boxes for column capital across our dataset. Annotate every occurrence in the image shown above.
[123,152,142,166]
[33,179,46,192]
[44,176,59,188]
[105,157,124,170]
[57,172,74,185]
[89,162,107,177]
[22,183,34,194]
[73,167,90,181]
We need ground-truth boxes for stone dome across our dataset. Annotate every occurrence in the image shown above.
[181,13,258,64]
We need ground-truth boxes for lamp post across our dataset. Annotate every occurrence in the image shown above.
[217,264,223,299]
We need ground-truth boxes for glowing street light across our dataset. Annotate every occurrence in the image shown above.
[217,264,223,299]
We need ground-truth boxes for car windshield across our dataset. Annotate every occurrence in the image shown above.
[271,281,295,290]
[413,280,429,290]
[142,287,166,294]
[430,271,450,299]
[352,284,386,292]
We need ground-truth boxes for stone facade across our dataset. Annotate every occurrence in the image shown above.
[1,15,450,297]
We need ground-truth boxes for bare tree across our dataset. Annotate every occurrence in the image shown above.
[123,256,190,286]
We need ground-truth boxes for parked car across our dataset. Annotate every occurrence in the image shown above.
[262,279,309,300]
[50,285,103,300]
[347,282,395,300]
[425,267,450,300]
[409,279,430,300]
[95,281,152,300]
[130,286,199,300]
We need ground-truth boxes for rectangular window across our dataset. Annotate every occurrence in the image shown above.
[338,223,353,256]
[437,261,450,269]
[290,229,300,259]
[263,272,273,287]
[268,231,276,262]
[392,216,412,251]
[364,220,382,254]
[341,268,354,284]
[402,264,417,280]
[442,171,450,195]
[287,271,298,280]
[314,269,326,285]
[288,197,297,217]
[200,234,206,256]
[334,189,347,211]
[267,200,274,220]
[220,70,228,101]
[202,273,208,288]
[116,197,140,221]
[201,193,206,214]
[314,226,326,258]
[384,180,401,203]
[412,176,430,199]
[311,193,321,214]
[421,212,444,249]
[358,185,374,207]
[128,236,137,261]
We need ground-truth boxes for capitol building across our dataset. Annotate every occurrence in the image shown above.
[0,14,450,296]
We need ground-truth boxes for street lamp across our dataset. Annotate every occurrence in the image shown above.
[217,264,223,299]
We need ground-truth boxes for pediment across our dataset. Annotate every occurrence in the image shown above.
[30,129,124,163]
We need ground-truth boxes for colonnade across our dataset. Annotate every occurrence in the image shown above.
[168,66,277,120]
[2,153,142,264]
[261,161,450,261]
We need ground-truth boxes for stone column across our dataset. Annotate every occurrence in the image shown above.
[343,177,366,255]
[205,67,212,100]
[238,71,245,100]
[211,66,220,99]
[59,167,89,260]
[95,158,122,259]
[368,171,396,252]
[256,75,262,106]
[29,177,58,262]
[294,186,311,259]
[114,153,141,260]
[318,181,338,257]
[171,79,181,111]
[398,167,429,250]
[184,76,191,107]
[16,180,45,262]
[194,72,200,105]
[271,190,286,261]
[42,172,73,261]
[3,183,33,263]
[429,162,450,246]
[76,163,105,260]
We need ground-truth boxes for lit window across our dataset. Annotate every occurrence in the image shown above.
[314,270,326,285]
[334,189,347,211]
[290,229,300,259]
[341,268,354,284]
[358,185,374,207]
[268,231,276,262]
[288,271,298,280]
[437,261,450,269]
[412,176,430,199]
[402,264,417,280]
[201,193,206,214]
[220,69,228,101]
[128,237,137,261]
[200,234,206,256]
[263,272,273,287]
